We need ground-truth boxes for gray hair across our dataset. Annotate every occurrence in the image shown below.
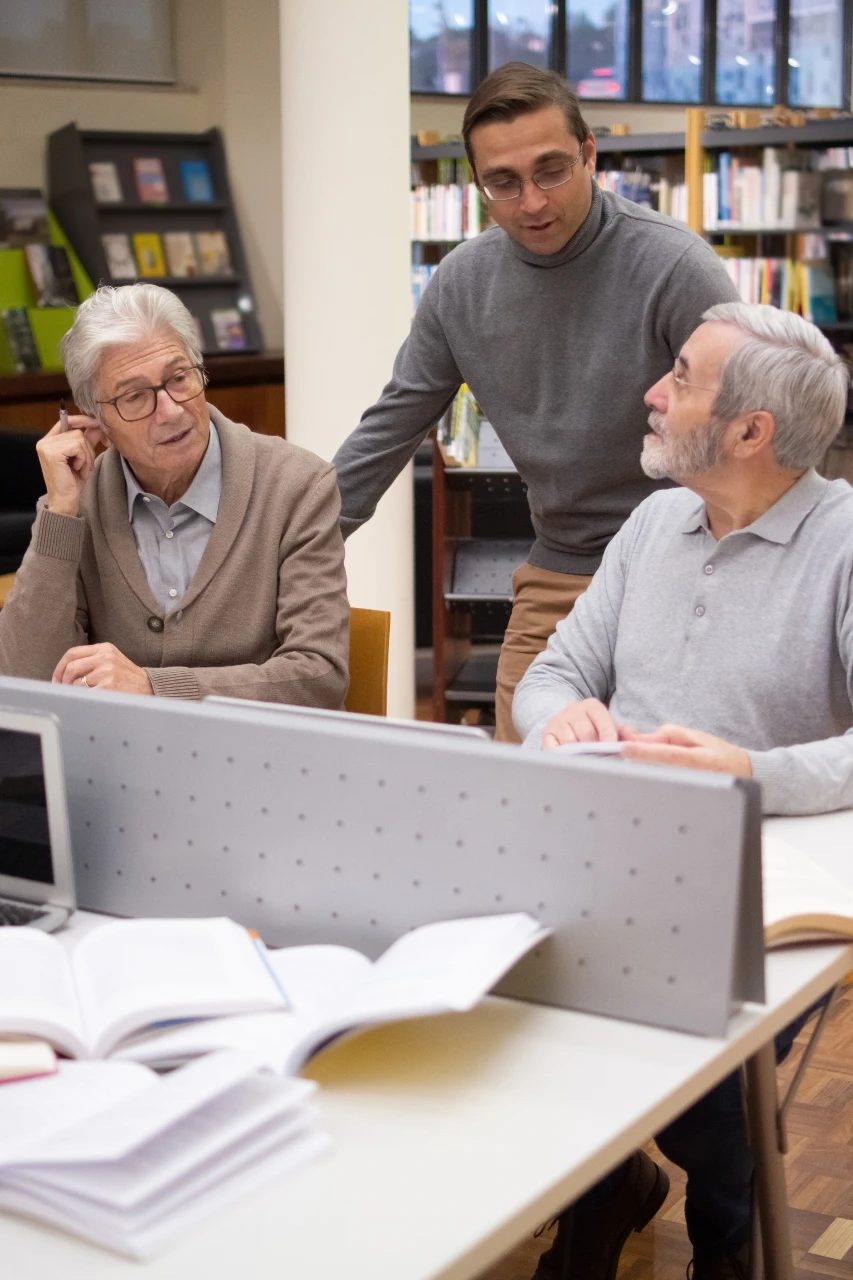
[61,283,203,417]
[702,302,849,469]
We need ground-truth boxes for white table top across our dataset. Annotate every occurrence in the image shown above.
[2,814,851,1280]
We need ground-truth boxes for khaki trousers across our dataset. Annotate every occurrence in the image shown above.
[495,563,592,744]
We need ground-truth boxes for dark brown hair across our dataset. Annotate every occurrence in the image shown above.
[462,63,591,177]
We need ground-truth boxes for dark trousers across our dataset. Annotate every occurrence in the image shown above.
[578,1004,822,1256]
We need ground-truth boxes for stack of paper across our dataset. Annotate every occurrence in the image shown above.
[0,1049,330,1258]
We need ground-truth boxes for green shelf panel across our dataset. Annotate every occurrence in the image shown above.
[47,209,94,302]
[28,306,76,370]
[0,250,37,309]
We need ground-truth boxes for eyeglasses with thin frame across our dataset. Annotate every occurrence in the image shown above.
[480,148,587,202]
[98,364,207,423]
[672,362,716,394]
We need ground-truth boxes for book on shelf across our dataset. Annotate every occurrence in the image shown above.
[0,912,545,1071]
[179,159,215,203]
[798,261,838,322]
[163,231,199,278]
[436,385,514,469]
[132,233,167,278]
[706,148,824,230]
[115,913,549,1076]
[763,836,853,947]
[0,1050,329,1258]
[410,184,481,242]
[101,233,137,280]
[195,229,233,275]
[23,244,79,307]
[0,190,49,248]
[596,170,688,223]
[88,161,123,205]
[133,157,169,205]
[2,309,40,370]
[411,263,437,313]
[211,307,246,350]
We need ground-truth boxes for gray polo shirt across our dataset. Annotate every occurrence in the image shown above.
[513,469,853,816]
[120,423,221,614]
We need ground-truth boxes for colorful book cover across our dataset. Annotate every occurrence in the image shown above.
[132,233,167,278]
[0,191,49,248]
[133,157,169,204]
[89,162,123,204]
[194,231,232,276]
[180,160,215,203]
[211,308,246,350]
[163,232,199,278]
[101,234,138,280]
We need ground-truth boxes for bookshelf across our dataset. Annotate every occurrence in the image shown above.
[431,438,533,726]
[47,124,263,356]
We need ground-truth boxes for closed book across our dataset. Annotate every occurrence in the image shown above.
[2,309,40,370]
[132,233,167,278]
[195,230,232,276]
[163,231,199,278]
[25,245,78,307]
[88,162,123,204]
[179,159,214,203]
[133,157,169,204]
[211,308,246,351]
[101,234,137,280]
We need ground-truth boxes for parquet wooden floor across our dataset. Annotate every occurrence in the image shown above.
[477,987,853,1280]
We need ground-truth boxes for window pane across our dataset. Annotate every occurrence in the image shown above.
[788,0,844,106]
[488,0,552,72]
[716,0,775,103]
[642,0,703,101]
[0,0,174,84]
[568,0,628,99]
[410,0,474,94]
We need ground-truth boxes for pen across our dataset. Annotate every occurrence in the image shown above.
[58,399,69,433]
[248,928,290,1008]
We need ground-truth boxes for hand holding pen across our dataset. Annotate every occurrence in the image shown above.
[36,402,108,517]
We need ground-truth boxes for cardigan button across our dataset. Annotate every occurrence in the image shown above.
[147,616,164,633]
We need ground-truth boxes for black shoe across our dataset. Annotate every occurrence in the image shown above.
[533,1150,669,1280]
[689,1241,750,1280]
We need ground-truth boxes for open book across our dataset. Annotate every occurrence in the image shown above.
[117,912,551,1075]
[0,918,285,1059]
[0,1050,329,1258]
[763,835,853,948]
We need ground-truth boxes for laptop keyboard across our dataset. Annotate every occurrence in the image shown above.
[0,900,47,926]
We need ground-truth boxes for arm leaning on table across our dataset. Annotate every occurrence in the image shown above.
[512,511,632,748]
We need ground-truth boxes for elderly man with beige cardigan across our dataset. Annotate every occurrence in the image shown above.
[0,283,349,705]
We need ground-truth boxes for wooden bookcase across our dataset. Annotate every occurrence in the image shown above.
[47,124,263,355]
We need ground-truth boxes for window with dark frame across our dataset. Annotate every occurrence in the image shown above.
[409,0,850,105]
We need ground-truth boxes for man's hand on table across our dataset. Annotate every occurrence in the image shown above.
[620,724,753,776]
[542,703,752,777]
[37,416,107,518]
[542,698,634,749]
[52,643,153,696]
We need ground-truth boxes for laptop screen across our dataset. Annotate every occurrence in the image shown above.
[0,728,53,885]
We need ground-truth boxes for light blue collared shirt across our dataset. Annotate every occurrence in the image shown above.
[120,422,221,615]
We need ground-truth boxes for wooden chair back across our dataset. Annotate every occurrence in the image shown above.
[346,607,390,717]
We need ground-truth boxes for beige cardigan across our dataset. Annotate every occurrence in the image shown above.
[0,408,350,706]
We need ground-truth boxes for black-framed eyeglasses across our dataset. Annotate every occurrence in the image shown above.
[480,149,587,202]
[98,364,207,423]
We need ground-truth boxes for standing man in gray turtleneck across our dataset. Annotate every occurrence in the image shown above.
[333,62,738,742]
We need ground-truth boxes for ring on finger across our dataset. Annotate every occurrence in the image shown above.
[81,675,89,688]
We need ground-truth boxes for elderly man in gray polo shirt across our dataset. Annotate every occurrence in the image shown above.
[515,303,851,1280]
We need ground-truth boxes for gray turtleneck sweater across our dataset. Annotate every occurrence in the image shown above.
[333,183,739,575]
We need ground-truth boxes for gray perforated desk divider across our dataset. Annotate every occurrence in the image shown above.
[0,676,765,1038]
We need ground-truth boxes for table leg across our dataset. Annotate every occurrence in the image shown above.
[743,1043,794,1280]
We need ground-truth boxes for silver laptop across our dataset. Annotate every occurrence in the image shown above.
[0,706,75,931]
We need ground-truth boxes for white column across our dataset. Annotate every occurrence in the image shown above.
[279,0,414,718]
